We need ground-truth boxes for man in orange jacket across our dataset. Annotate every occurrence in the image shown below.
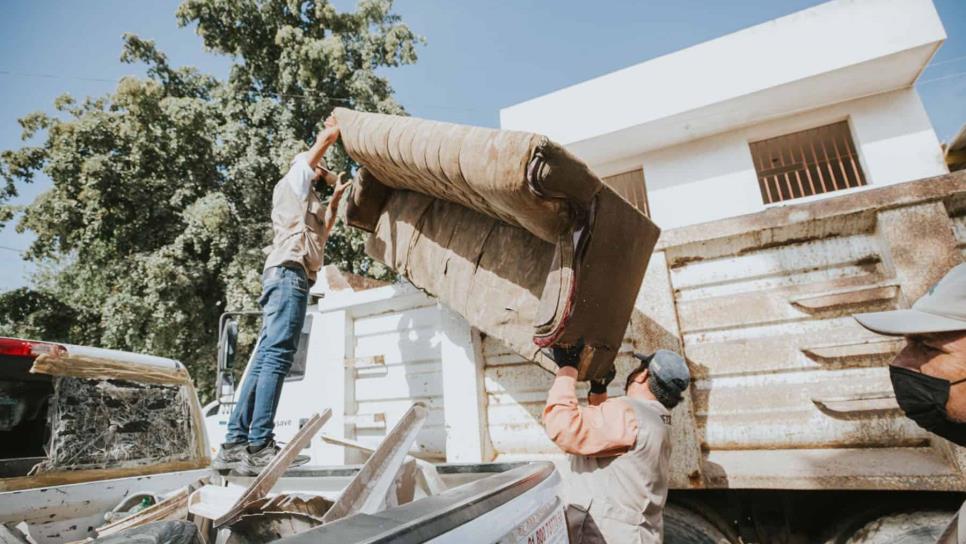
[544,349,690,543]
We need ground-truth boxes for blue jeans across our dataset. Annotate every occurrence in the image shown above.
[225,265,309,447]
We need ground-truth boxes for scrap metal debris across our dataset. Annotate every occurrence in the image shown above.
[91,520,202,544]
[96,479,209,538]
[223,495,334,544]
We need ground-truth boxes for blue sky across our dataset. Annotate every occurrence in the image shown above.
[1,0,965,290]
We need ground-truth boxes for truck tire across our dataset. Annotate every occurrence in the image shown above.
[665,504,733,544]
[92,521,200,544]
[842,510,952,543]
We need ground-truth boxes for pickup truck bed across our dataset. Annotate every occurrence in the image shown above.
[0,462,564,544]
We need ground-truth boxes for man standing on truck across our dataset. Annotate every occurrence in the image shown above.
[853,263,966,446]
[212,115,350,475]
[543,348,690,543]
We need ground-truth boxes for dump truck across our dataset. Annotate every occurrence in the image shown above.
[204,169,966,542]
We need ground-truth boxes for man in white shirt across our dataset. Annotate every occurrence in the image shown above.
[212,115,349,474]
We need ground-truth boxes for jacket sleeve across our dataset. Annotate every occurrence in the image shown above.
[542,367,638,457]
[284,152,315,201]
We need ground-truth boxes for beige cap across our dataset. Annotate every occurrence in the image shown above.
[854,263,966,336]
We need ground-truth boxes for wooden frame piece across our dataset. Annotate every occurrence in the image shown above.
[212,410,332,528]
[320,433,446,495]
[321,403,428,523]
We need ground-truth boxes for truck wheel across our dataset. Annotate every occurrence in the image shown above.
[842,510,952,543]
[665,504,733,544]
[92,521,200,544]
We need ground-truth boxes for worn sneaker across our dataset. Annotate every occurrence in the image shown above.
[210,441,247,471]
[235,440,310,476]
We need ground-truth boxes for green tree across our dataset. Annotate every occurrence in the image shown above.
[0,0,419,400]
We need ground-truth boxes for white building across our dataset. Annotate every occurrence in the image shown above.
[500,0,950,229]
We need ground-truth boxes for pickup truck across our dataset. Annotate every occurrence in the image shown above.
[0,337,566,544]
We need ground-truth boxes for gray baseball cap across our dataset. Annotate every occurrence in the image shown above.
[854,263,966,336]
[633,349,690,404]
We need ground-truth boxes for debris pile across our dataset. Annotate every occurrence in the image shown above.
[82,404,438,543]
[35,378,195,473]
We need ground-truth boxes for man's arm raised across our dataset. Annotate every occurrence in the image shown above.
[542,366,638,457]
[306,115,340,168]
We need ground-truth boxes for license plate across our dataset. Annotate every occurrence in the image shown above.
[518,503,567,544]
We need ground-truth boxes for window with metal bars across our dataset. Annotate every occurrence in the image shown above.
[750,121,866,204]
[602,168,650,216]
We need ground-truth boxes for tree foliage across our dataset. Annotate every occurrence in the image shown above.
[0,0,420,400]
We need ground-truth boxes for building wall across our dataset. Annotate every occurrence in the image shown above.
[500,0,945,164]
[618,88,948,229]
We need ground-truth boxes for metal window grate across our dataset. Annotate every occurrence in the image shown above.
[750,121,866,204]
[602,168,650,216]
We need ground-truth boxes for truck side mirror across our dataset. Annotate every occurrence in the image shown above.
[218,318,239,370]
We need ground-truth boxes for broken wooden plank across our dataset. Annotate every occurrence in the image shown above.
[321,403,428,523]
[193,516,211,544]
[90,520,202,544]
[319,433,436,462]
[389,460,418,507]
[188,485,246,522]
[240,494,332,518]
[210,410,331,528]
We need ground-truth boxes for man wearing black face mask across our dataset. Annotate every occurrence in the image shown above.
[854,266,966,544]
[853,263,966,445]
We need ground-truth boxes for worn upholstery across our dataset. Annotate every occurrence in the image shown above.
[335,108,660,379]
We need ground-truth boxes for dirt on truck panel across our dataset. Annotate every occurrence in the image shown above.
[640,170,966,491]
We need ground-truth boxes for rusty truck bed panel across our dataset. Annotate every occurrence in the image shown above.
[482,171,966,491]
